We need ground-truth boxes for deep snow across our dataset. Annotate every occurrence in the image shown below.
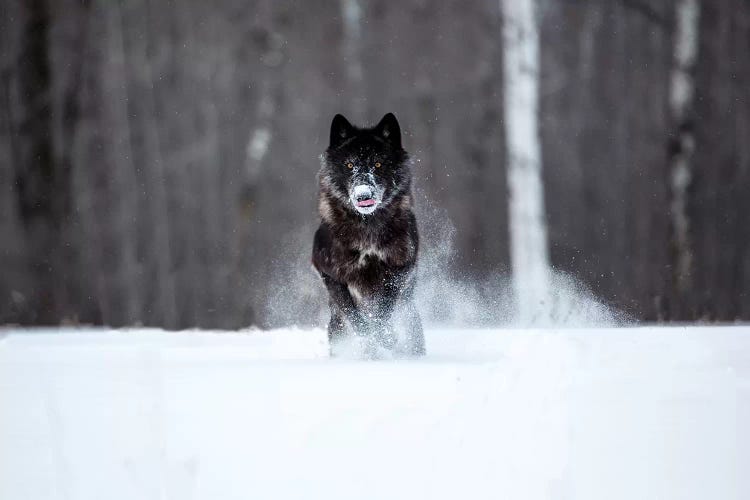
[1,326,749,500]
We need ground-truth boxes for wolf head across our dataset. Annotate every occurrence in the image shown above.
[320,113,410,216]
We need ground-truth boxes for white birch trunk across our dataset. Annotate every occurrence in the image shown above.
[501,0,550,323]
[669,0,700,293]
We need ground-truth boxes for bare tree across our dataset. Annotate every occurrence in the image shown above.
[339,0,365,121]
[688,0,750,320]
[131,0,178,328]
[101,2,141,324]
[501,0,550,323]
[668,0,700,300]
[12,0,88,323]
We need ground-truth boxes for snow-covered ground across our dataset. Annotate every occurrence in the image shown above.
[1,326,749,500]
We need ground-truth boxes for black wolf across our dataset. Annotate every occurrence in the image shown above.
[312,113,425,356]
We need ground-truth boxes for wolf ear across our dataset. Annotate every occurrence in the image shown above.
[330,114,354,149]
[374,113,401,149]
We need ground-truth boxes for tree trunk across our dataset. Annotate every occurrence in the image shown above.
[689,0,750,320]
[668,0,700,316]
[133,0,178,328]
[339,0,365,121]
[14,0,59,323]
[501,0,550,324]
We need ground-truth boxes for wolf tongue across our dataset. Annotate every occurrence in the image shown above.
[357,199,376,207]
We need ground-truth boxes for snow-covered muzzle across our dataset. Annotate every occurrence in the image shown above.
[349,177,384,215]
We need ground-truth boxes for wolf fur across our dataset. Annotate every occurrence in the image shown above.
[312,113,425,356]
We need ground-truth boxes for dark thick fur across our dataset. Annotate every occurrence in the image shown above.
[312,113,425,356]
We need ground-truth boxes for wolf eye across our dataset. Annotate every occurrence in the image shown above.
[375,162,382,168]
[346,162,353,169]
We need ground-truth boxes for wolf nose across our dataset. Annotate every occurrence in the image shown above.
[353,184,373,201]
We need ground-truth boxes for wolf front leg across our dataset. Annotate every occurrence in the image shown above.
[372,269,425,356]
[368,268,420,350]
[321,274,370,338]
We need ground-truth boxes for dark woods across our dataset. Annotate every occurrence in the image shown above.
[0,0,748,328]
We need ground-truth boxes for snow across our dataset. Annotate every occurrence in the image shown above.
[1,325,749,500]
[353,184,373,198]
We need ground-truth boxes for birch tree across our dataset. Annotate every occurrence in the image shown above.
[501,0,550,323]
[669,0,700,296]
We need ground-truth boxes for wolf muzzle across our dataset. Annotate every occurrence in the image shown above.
[353,184,376,207]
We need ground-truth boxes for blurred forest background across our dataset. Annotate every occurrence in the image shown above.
[1,0,748,329]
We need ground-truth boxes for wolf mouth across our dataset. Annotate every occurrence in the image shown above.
[351,184,380,212]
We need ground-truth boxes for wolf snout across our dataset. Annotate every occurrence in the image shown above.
[352,184,377,208]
